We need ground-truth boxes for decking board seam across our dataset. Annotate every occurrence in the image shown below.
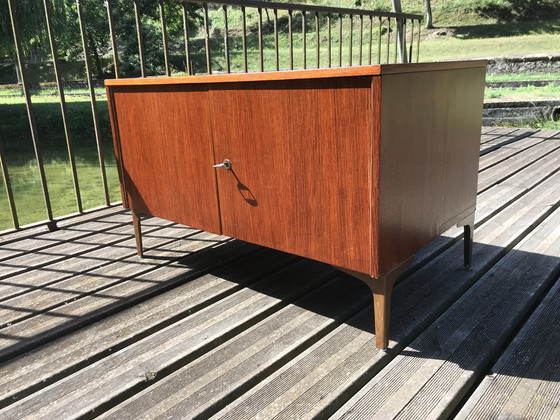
[0,246,296,407]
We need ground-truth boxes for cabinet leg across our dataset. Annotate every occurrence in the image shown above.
[457,212,475,270]
[132,211,143,257]
[336,259,410,350]
[371,276,393,350]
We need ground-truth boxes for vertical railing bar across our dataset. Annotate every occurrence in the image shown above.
[338,14,342,67]
[368,15,373,65]
[76,0,110,206]
[242,6,248,72]
[274,9,279,71]
[416,19,421,63]
[288,10,293,70]
[401,19,407,63]
[349,14,353,66]
[386,18,391,64]
[105,0,120,78]
[133,0,146,77]
[377,17,382,64]
[44,0,82,213]
[0,135,19,229]
[359,14,363,66]
[327,14,331,68]
[203,4,212,74]
[394,18,398,63]
[223,5,230,73]
[7,0,54,223]
[315,12,320,69]
[409,19,414,63]
[159,0,171,76]
[302,11,307,69]
[181,2,192,75]
[258,7,263,72]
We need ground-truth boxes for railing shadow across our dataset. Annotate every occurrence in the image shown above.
[0,227,558,384]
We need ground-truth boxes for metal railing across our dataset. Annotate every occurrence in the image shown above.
[0,0,422,234]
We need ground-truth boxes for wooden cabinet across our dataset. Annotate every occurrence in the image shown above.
[106,61,487,349]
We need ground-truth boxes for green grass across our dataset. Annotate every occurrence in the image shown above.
[2,0,560,230]
[484,83,560,100]
[0,87,106,96]
[0,96,121,231]
[420,33,560,61]
[495,119,560,130]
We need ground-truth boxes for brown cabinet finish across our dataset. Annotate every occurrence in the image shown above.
[108,84,221,234]
[106,61,486,349]
[210,77,374,273]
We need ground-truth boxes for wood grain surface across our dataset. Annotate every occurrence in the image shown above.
[210,77,375,273]
[109,84,222,234]
[103,61,486,87]
[377,66,485,274]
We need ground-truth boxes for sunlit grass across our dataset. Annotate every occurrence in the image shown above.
[485,83,560,100]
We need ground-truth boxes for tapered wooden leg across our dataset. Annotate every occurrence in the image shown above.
[371,276,392,349]
[132,210,143,257]
[458,213,475,270]
[336,259,411,350]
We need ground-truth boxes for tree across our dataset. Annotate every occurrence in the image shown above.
[0,0,202,79]
[426,0,434,29]
[391,0,407,63]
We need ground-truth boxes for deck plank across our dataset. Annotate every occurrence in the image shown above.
[205,152,560,420]
[0,261,334,418]
[456,277,560,420]
[477,135,560,192]
[331,206,560,419]
[0,246,293,406]
[478,130,557,171]
[0,128,558,419]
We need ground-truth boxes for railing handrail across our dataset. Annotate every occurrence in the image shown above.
[1,0,423,235]
[180,0,423,21]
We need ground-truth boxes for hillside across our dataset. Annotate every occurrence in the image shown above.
[315,0,560,27]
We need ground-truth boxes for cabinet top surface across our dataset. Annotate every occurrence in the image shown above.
[104,60,488,87]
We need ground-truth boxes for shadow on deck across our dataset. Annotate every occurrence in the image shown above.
[0,127,559,419]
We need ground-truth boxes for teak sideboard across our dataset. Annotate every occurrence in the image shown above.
[105,61,487,349]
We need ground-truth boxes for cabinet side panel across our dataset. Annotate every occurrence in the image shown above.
[378,66,485,274]
[370,76,382,278]
[211,77,372,273]
[106,87,128,207]
[110,85,221,234]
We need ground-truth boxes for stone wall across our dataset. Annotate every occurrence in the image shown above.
[486,53,560,74]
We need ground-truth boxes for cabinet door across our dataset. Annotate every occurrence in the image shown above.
[110,84,221,234]
[210,77,373,273]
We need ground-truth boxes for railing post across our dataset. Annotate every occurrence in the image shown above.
[159,0,171,76]
[132,0,146,77]
[241,7,248,72]
[258,7,264,72]
[0,135,19,229]
[76,0,110,206]
[327,14,332,68]
[44,0,83,213]
[223,4,230,73]
[182,2,193,74]
[105,0,120,78]
[302,11,307,69]
[288,9,293,70]
[203,3,212,74]
[7,0,54,225]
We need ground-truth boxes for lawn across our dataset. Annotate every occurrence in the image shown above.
[0,96,121,230]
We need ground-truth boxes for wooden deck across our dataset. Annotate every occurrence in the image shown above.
[0,127,559,419]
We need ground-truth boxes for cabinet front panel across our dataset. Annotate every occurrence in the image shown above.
[111,85,221,234]
[210,77,373,273]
